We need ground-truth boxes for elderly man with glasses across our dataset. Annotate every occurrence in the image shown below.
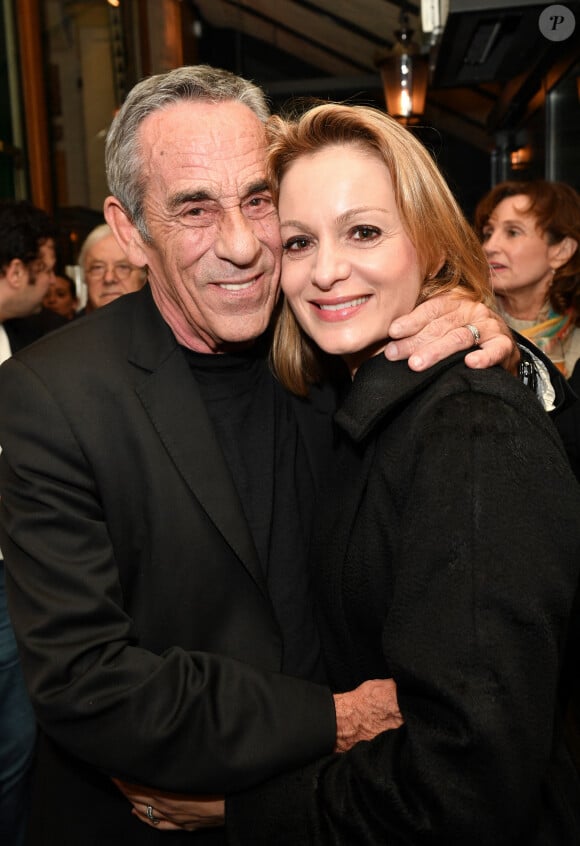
[78,223,146,315]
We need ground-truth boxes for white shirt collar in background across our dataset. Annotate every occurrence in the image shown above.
[0,324,11,366]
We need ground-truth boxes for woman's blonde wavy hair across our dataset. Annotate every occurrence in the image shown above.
[266,103,494,395]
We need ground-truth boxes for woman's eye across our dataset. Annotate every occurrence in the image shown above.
[352,225,380,241]
[283,236,311,252]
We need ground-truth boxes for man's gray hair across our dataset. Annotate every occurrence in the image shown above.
[105,65,270,239]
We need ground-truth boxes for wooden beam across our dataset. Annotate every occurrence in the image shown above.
[424,102,494,152]
[195,0,362,75]
[290,0,420,45]
[236,0,386,69]
[16,0,53,211]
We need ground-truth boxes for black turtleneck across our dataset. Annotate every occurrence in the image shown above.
[182,342,325,683]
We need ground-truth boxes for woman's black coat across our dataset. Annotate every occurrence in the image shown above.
[228,352,580,845]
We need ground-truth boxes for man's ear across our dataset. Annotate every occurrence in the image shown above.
[3,258,27,289]
[550,236,578,270]
[104,196,149,267]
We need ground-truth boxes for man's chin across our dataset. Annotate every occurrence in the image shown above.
[210,316,273,353]
[16,300,44,318]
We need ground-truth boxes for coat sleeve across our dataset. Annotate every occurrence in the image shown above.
[226,384,580,844]
[553,361,580,482]
[0,356,335,795]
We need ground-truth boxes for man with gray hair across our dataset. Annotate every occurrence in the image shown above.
[77,223,146,315]
[0,66,550,845]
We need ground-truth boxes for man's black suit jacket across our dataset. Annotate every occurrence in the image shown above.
[0,286,335,845]
[3,307,67,353]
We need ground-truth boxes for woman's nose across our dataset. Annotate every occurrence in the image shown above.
[311,241,350,290]
[483,231,500,255]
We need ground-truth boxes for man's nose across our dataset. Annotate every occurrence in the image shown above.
[103,265,117,283]
[214,209,261,265]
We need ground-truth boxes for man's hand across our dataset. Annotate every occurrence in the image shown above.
[385,292,520,375]
[333,678,402,753]
[112,778,225,832]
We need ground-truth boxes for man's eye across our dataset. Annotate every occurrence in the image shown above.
[181,206,217,227]
[244,196,274,218]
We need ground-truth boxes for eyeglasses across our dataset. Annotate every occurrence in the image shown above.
[86,262,137,281]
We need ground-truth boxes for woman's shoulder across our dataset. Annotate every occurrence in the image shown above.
[344,353,576,492]
[337,352,536,442]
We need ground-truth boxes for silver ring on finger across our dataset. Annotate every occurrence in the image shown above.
[464,323,481,346]
[146,804,161,825]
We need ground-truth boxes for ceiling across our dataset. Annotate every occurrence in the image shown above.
[188,0,580,153]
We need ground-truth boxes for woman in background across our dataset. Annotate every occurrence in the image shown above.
[474,180,580,481]
[474,180,580,377]
[42,272,79,320]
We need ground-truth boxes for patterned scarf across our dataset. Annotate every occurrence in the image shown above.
[519,308,575,376]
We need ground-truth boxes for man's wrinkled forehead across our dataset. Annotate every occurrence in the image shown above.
[139,100,269,187]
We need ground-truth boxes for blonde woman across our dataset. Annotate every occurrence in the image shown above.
[226,104,580,844]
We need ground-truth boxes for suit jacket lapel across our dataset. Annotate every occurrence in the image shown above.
[127,287,266,593]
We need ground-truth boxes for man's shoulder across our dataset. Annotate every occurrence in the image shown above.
[11,286,158,370]
[4,308,68,353]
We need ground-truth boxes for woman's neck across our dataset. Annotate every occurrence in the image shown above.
[496,289,549,322]
[344,342,387,378]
